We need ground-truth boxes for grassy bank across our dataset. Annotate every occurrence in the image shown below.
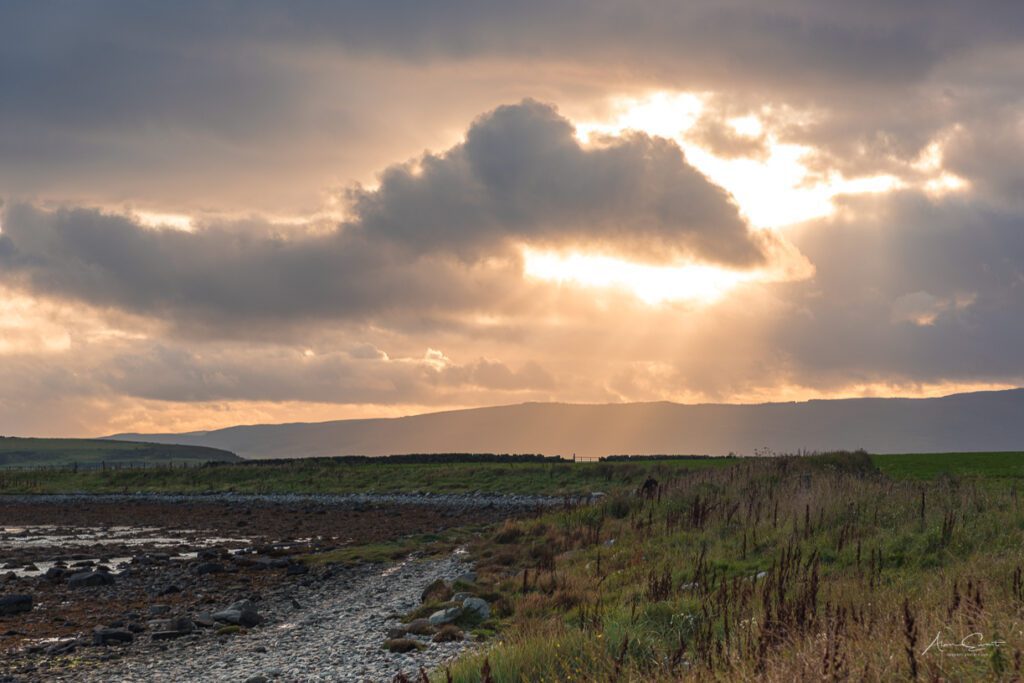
[433,451,1024,681]
[0,456,736,496]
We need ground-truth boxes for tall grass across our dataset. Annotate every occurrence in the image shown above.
[439,452,1024,681]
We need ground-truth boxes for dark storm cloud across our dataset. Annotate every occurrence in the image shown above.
[2,1,1022,210]
[0,101,764,324]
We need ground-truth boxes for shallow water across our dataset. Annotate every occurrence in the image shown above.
[0,524,250,576]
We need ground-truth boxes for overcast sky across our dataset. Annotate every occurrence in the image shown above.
[1,1,1023,436]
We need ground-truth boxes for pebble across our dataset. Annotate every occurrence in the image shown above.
[70,553,479,681]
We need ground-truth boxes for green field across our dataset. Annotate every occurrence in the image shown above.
[0,455,734,495]
[0,436,240,469]
[873,451,1024,479]
[4,450,1024,495]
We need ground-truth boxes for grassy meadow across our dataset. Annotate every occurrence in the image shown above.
[0,455,734,496]
[425,451,1024,682]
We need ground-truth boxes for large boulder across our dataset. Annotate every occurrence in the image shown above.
[0,594,32,615]
[453,571,478,584]
[44,567,68,582]
[428,606,462,626]
[68,570,116,589]
[462,597,490,620]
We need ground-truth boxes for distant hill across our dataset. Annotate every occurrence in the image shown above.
[106,389,1024,460]
[0,437,241,468]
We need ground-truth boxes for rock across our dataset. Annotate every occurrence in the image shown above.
[156,583,182,596]
[44,567,67,582]
[286,562,309,576]
[383,638,422,653]
[151,630,187,641]
[244,676,268,683]
[462,597,490,620]
[192,562,226,575]
[0,595,32,616]
[432,624,464,643]
[253,557,289,570]
[404,618,436,636]
[158,617,194,634]
[45,638,79,655]
[386,627,407,639]
[420,578,452,603]
[453,571,477,584]
[193,613,216,628]
[451,592,472,603]
[148,605,171,617]
[92,628,134,646]
[253,645,267,653]
[212,600,261,627]
[428,606,462,626]
[68,570,116,588]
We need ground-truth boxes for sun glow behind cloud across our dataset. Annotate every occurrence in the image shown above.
[524,91,966,305]
[522,248,754,304]
[521,244,812,306]
[576,92,911,229]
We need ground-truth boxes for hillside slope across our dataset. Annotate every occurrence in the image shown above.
[0,437,241,468]
[107,389,1024,459]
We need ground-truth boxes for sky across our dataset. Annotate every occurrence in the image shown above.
[1,1,1023,437]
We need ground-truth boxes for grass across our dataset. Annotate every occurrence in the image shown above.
[0,436,239,469]
[0,456,736,495]
[429,451,1024,681]
[873,451,1024,480]
[303,527,484,566]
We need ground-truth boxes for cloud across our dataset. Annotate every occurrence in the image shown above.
[0,100,770,329]
[2,2,1024,436]
[3,2,1021,214]
[761,191,1024,385]
[353,100,766,265]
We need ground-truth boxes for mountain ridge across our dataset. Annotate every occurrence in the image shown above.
[105,388,1024,460]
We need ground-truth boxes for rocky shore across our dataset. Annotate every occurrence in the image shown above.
[54,552,479,682]
[0,493,552,681]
